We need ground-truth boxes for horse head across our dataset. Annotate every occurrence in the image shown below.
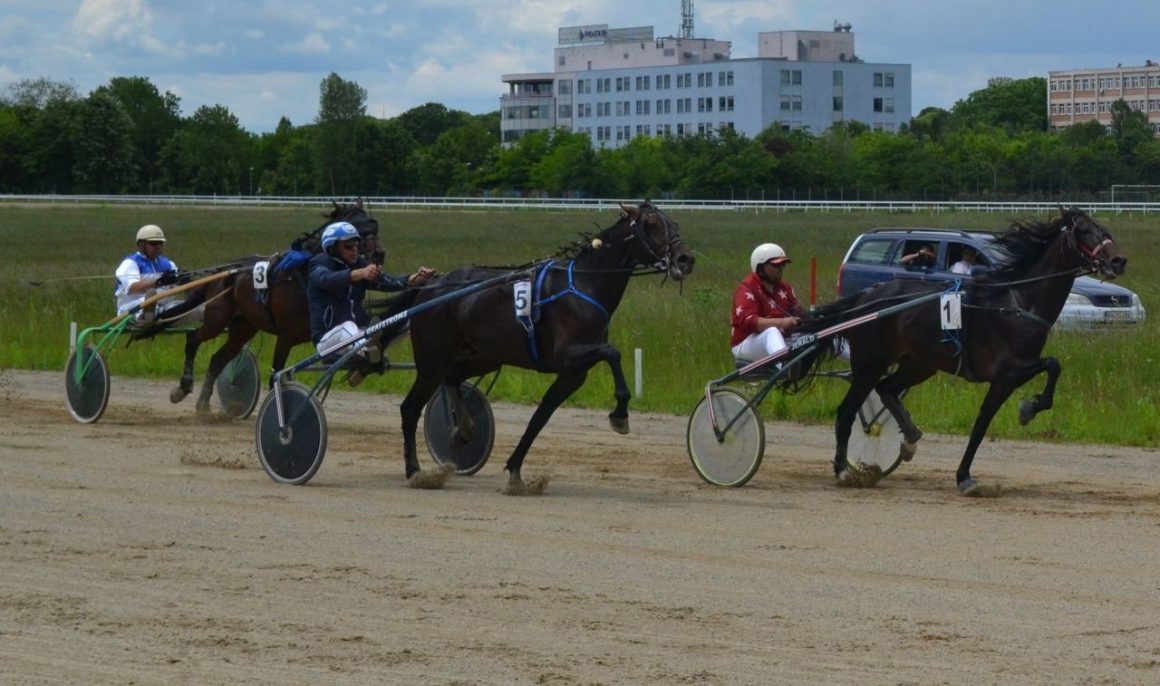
[616,201,695,281]
[1061,207,1127,279]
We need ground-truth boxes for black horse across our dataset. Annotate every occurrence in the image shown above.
[797,207,1127,495]
[172,200,383,415]
[398,202,695,493]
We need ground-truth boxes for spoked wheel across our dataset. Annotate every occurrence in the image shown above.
[846,390,905,476]
[686,387,765,487]
[424,382,495,475]
[65,344,110,424]
[215,348,261,420]
[255,381,327,485]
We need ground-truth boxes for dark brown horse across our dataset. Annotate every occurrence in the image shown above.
[797,208,1127,495]
[172,201,383,414]
[398,202,695,492]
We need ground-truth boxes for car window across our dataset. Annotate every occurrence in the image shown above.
[947,242,992,269]
[897,240,940,270]
[847,239,893,265]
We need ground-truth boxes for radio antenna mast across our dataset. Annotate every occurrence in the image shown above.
[680,0,694,39]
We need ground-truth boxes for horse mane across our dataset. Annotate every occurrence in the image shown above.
[980,207,1088,283]
[552,202,657,261]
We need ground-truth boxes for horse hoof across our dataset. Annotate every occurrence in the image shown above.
[1018,399,1035,426]
[170,386,190,403]
[609,415,630,435]
[502,474,549,496]
[958,478,980,496]
[408,464,453,490]
[835,464,882,488]
[899,441,918,462]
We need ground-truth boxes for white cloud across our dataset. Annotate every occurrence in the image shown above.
[71,0,151,44]
[281,32,330,55]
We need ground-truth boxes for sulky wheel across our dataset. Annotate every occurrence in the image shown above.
[424,382,495,476]
[215,347,261,420]
[686,387,765,487]
[255,381,328,485]
[846,390,905,477]
[65,344,110,424]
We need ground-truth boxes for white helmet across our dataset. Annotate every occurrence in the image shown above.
[750,243,789,273]
[136,224,166,242]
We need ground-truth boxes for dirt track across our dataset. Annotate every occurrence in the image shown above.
[2,368,1160,685]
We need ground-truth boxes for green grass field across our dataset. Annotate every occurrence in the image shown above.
[4,203,1158,446]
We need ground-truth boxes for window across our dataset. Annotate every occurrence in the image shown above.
[780,95,790,112]
[780,69,801,86]
[873,97,883,113]
[833,70,843,87]
[885,97,894,113]
[792,96,801,112]
[558,104,571,118]
[557,80,572,95]
[719,70,734,86]
[677,99,685,114]
[718,96,734,112]
[833,96,843,112]
[874,72,883,87]
[884,72,894,88]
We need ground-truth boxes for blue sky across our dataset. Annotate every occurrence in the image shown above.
[1,1,1156,133]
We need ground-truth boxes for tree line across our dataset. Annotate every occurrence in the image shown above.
[2,73,1159,201]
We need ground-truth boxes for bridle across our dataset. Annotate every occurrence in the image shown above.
[1063,215,1114,274]
[627,205,682,273]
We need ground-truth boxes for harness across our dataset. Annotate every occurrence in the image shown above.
[517,260,610,367]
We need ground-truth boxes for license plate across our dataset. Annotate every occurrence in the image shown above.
[1104,310,1133,322]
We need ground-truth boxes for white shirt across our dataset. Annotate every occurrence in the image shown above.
[114,254,179,314]
[950,260,972,275]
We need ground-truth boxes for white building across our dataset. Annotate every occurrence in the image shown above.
[501,24,911,148]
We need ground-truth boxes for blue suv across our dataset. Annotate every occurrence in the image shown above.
[837,228,1145,331]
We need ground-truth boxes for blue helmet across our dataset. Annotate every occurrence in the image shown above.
[321,221,360,248]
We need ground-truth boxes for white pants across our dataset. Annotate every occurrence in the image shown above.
[316,321,362,356]
[732,327,788,364]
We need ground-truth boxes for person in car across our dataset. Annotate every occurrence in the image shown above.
[951,245,980,275]
[901,243,936,269]
[730,243,803,364]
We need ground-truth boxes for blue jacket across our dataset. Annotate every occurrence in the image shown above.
[306,252,409,343]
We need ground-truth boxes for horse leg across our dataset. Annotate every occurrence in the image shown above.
[1017,357,1061,425]
[268,334,296,388]
[876,363,938,461]
[833,375,877,478]
[556,342,630,434]
[957,383,1017,495]
[504,372,588,494]
[195,320,257,416]
[172,330,202,404]
[400,373,446,480]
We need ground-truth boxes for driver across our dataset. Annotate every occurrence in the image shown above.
[730,243,803,365]
[307,221,436,386]
[114,224,202,324]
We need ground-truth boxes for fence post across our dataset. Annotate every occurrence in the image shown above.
[634,348,643,399]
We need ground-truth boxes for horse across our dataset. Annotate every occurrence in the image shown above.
[397,201,695,493]
[170,200,384,415]
[795,207,1127,495]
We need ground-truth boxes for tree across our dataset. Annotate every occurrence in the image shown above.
[95,76,182,193]
[71,90,136,193]
[315,73,368,194]
[1109,99,1153,160]
[950,77,1047,134]
[161,104,252,194]
[1,77,79,108]
[396,103,472,147]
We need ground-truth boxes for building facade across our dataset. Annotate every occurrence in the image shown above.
[501,24,911,148]
[1047,62,1160,135]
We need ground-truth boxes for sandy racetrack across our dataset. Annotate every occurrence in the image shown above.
[2,368,1159,684]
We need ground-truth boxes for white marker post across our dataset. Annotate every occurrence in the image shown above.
[634,347,643,399]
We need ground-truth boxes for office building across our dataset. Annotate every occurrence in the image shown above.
[1048,62,1160,135]
[500,23,911,148]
